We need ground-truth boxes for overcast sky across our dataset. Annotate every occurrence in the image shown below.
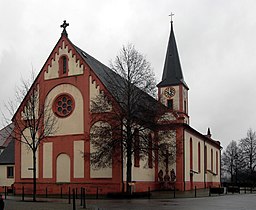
[1,0,256,149]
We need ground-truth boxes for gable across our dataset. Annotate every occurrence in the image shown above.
[44,38,85,80]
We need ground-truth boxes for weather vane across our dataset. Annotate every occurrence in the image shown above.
[169,13,174,22]
[60,20,69,37]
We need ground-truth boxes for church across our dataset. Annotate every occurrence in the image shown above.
[11,20,221,194]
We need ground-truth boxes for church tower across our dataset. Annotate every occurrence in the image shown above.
[157,20,189,124]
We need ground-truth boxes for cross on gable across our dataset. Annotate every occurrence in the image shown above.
[60,20,69,37]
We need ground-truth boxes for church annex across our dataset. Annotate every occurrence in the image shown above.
[12,21,221,194]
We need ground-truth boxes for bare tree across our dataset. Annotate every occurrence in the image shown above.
[222,140,241,183]
[2,72,57,201]
[90,44,172,194]
[239,128,256,183]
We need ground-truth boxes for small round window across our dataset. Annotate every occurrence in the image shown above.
[53,94,75,118]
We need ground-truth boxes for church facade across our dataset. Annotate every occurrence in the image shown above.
[12,21,221,194]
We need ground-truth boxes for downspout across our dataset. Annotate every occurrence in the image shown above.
[121,123,124,192]
[220,147,222,186]
[183,128,185,191]
[204,139,206,188]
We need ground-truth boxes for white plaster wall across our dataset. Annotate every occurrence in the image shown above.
[21,85,40,120]
[184,131,204,182]
[21,128,38,178]
[44,41,84,80]
[56,153,70,182]
[45,84,84,136]
[0,165,14,186]
[205,143,220,183]
[90,121,112,178]
[89,76,112,112]
[123,157,155,182]
[184,131,220,183]
[89,76,100,103]
[43,142,53,178]
[74,140,84,178]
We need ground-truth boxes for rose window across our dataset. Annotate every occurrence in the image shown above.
[53,94,75,117]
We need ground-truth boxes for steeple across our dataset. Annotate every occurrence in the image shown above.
[157,21,188,89]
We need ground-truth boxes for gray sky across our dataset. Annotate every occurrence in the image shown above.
[1,0,256,149]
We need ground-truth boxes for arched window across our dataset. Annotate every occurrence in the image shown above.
[190,138,193,170]
[211,149,213,171]
[134,129,140,167]
[198,142,201,173]
[216,151,218,175]
[62,56,67,74]
[148,133,153,168]
[204,146,207,173]
[59,55,69,76]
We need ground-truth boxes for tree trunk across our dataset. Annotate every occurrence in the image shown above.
[126,139,132,195]
[126,124,132,195]
[33,150,37,201]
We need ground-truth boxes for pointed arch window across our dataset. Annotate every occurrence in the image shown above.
[216,151,218,175]
[148,133,153,168]
[211,149,213,171]
[59,55,69,76]
[134,129,140,167]
[190,138,193,170]
[198,142,201,173]
[204,146,207,173]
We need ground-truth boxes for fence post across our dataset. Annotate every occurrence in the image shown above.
[4,186,7,199]
[60,187,62,198]
[72,189,76,210]
[80,187,83,206]
[22,186,24,201]
[68,187,71,204]
[195,186,197,198]
[209,187,211,197]
[173,186,176,198]
[96,187,99,199]
[83,188,86,209]
[46,187,48,198]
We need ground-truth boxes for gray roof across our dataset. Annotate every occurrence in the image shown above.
[0,138,14,164]
[73,44,166,123]
[157,21,188,89]
[0,124,14,147]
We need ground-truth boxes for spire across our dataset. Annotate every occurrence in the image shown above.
[60,20,69,37]
[207,127,212,138]
[157,20,188,89]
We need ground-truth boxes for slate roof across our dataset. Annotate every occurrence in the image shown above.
[73,44,166,120]
[157,21,188,89]
[0,138,14,164]
[0,124,14,164]
[0,123,14,148]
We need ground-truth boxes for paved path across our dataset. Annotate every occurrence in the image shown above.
[4,193,256,210]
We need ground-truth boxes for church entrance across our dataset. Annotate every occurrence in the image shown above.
[56,153,71,182]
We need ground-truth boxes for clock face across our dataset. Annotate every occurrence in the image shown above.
[164,87,175,98]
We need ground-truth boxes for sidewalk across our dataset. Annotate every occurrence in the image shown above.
[4,193,256,210]
[4,196,96,210]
